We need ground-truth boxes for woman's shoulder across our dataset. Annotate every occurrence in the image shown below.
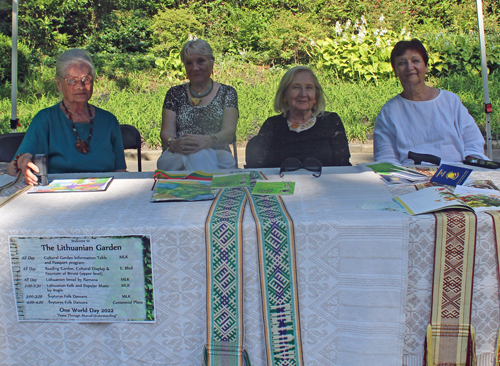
[94,106,118,120]
[218,83,237,93]
[31,103,62,123]
[264,114,286,124]
[217,83,238,99]
[166,84,187,97]
[318,111,341,121]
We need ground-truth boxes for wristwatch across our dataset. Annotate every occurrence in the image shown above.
[166,137,176,152]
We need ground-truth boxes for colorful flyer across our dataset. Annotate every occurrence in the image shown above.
[251,181,295,195]
[28,177,114,193]
[211,173,251,188]
[151,179,217,202]
[9,235,154,322]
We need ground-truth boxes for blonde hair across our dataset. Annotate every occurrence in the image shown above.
[56,49,95,79]
[180,39,214,64]
[274,66,326,117]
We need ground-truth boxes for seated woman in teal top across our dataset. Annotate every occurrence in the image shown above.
[7,49,126,184]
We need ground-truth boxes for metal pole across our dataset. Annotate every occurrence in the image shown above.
[476,0,493,159]
[11,0,19,132]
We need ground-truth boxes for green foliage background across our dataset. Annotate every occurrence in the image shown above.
[0,0,499,145]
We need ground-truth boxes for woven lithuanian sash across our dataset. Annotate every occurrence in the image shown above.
[204,171,303,365]
[204,187,250,365]
[485,211,500,365]
[425,211,477,366]
[245,192,304,366]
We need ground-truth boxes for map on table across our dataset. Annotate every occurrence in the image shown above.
[28,177,114,193]
[151,179,217,202]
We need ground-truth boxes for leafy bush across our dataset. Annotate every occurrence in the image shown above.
[93,52,155,73]
[0,34,32,82]
[259,11,327,65]
[149,8,204,57]
[420,31,500,77]
[311,17,403,83]
[17,0,93,55]
[86,10,152,54]
[155,50,185,81]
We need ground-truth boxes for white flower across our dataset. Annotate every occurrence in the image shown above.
[387,39,391,46]
[380,27,388,35]
[361,15,367,25]
[351,34,356,41]
[335,21,342,36]
[376,37,381,47]
[342,34,348,41]
[345,19,352,28]
[310,39,316,46]
[355,19,360,30]
[400,28,406,36]
[334,40,338,46]
[374,28,380,36]
[379,14,385,22]
[406,31,411,37]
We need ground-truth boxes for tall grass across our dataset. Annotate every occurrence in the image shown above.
[1,60,499,147]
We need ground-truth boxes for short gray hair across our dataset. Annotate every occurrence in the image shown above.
[180,39,214,64]
[56,49,95,79]
[274,66,326,117]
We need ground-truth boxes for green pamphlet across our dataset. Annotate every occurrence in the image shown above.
[251,181,295,195]
[211,173,251,188]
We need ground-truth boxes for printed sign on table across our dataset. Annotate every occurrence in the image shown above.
[9,235,154,322]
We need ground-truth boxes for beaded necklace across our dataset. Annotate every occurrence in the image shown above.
[62,101,94,154]
[287,116,317,133]
[189,79,213,106]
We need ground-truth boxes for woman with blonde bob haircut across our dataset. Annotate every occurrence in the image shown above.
[157,38,238,171]
[247,66,350,168]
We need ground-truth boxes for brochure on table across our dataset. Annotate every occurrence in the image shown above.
[394,186,500,215]
[9,235,154,322]
[252,181,295,195]
[211,173,251,188]
[29,177,114,193]
[151,179,217,202]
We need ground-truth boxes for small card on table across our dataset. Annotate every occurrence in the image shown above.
[251,181,295,195]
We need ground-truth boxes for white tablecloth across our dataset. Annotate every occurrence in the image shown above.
[0,167,498,366]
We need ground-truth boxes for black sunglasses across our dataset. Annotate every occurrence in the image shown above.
[279,157,322,178]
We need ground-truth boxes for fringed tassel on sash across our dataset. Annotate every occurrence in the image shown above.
[424,211,477,366]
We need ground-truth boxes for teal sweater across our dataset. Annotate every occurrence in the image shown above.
[15,103,126,173]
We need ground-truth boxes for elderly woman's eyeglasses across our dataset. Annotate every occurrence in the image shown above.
[279,157,322,178]
[62,76,93,86]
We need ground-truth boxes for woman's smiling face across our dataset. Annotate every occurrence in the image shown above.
[56,62,94,104]
[394,49,428,86]
[285,71,317,115]
[183,53,214,84]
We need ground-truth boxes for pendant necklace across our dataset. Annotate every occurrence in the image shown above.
[62,101,94,154]
[189,79,213,106]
